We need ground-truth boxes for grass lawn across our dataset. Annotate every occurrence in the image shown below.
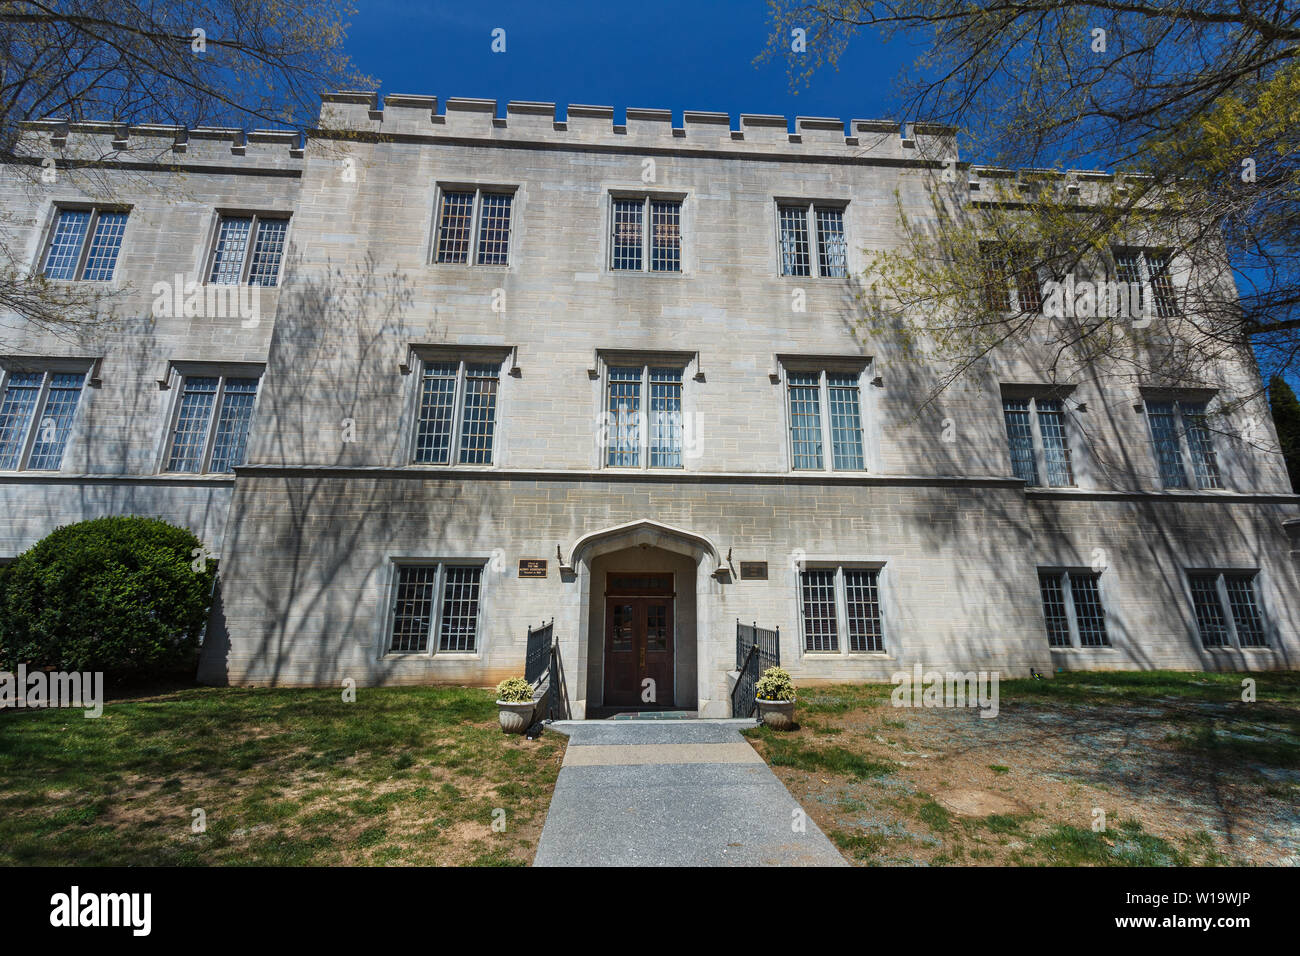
[743,671,1300,866]
[0,685,565,866]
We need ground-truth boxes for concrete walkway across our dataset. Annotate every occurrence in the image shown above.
[533,720,847,866]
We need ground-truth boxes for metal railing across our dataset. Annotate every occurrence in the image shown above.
[732,619,781,718]
[525,619,567,724]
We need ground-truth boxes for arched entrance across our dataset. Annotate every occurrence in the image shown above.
[562,520,723,716]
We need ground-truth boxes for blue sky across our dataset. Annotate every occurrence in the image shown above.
[346,0,921,133]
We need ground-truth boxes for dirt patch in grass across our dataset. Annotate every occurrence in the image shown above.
[0,686,566,866]
[744,672,1300,866]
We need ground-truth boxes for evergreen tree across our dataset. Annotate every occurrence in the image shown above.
[1269,376,1300,493]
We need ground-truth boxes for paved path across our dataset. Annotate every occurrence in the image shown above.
[533,720,847,866]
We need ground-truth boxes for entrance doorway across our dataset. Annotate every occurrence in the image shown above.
[603,573,674,708]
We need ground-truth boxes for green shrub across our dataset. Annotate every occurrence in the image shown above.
[496,677,533,702]
[756,666,796,702]
[0,516,216,678]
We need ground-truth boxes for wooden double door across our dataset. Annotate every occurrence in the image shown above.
[603,574,674,708]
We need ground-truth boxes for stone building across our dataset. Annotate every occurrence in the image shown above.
[3,92,1298,717]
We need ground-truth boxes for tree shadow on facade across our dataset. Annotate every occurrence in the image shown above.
[200,254,496,687]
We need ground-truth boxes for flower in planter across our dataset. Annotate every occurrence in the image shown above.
[496,677,533,702]
[755,666,795,702]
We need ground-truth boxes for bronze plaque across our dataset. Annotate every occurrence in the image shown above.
[518,559,548,578]
[739,561,768,580]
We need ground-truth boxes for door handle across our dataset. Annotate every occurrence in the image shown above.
[639,647,646,668]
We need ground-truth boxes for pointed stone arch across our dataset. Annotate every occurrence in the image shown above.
[563,519,724,575]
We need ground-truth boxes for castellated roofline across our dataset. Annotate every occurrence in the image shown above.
[13,92,1127,187]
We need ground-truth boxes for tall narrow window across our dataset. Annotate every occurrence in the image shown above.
[979,242,1012,311]
[0,369,87,471]
[787,372,824,469]
[1037,571,1109,648]
[650,200,681,272]
[1003,398,1039,485]
[434,188,514,266]
[388,564,484,654]
[42,208,128,281]
[209,214,289,286]
[843,569,884,652]
[779,202,847,277]
[815,207,848,278]
[786,367,867,472]
[1188,571,1268,649]
[778,206,810,276]
[800,566,887,654]
[610,196,681,272]
[1145,398,1222,489]
[413,359,501,466]
[827,374,865,470]
[1001,393,1074,487]
[604,364,684,469]
[648,367,683,467]
[165,373,260,474]
[800,568,839,652]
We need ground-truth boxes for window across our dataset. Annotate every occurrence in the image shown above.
[1188,571,1267,648]
[605,365,684,468]
[42,208,128,280]
[1113,248,1178,319]
[978,242,1042,312]
[610,196,681,272]
[778,203,847,277]
[434,188,514,265]
[208,214,288,286]
[799,566,886,653]
[164,374,259,474]
[1144,399,1222,489]
[786,367,866,471]
[0,369,87,470]
[388,563,484,653]
[1038,571,1109,648]
[1002,394,1074,486]
[412,359,500,466]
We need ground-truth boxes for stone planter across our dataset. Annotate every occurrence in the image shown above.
[756,696,796,730]
[497,699,535,734]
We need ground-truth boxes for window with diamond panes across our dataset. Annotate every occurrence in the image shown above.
[42,209,128,281]
[413,359,501,466]
[0,369,87,471]
[164,374,260,474]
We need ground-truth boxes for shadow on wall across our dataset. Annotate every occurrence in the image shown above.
[831,262,1299,671]
[198,253,499,687]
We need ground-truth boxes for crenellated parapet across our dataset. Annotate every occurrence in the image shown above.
[14,118,305,172]
[314,90,964,165]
